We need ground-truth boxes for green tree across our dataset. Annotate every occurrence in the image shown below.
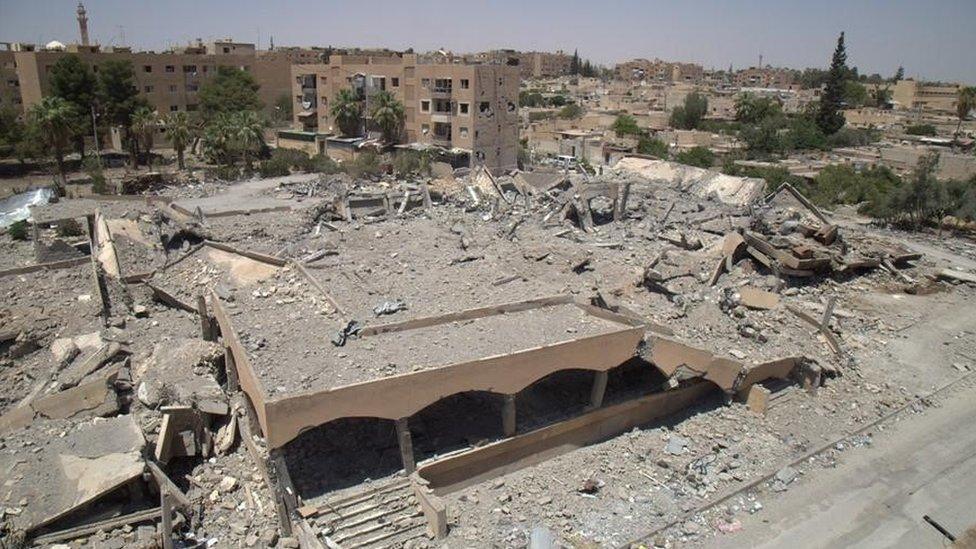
[370,90,405,142]
[48,54,96,158]
[0,105,27,159]
[570,49,580,75]
[905,124,937,136]
[97,59,149,166]
[612,114,640,137]
[675,146,715,168]
[843,80,869,107]
[955,86,976,135]
[130,106,158,167]
[331,88,363,137]
[735,93,782,124]
[230,110,265,171]
[558,103,583,119]
[29,96,79,184]
[164,111,194,170]
[670,92,708,130]
[201,113,234,166]
[273,94,293,126]
[198,66,263,121]
[637,135,668,158]
[519,90,544,107]
[816,32,848,135]
[893,66,904,82]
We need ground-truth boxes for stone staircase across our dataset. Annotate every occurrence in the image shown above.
[305,479,429,548]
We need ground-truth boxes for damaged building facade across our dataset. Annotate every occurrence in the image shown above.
[285,53,520,173]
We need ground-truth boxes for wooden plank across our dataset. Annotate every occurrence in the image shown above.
[359,295,574,337]
[203,241,286,267]
[31,507,162,545]
[0,256,90,279]
[146,460,192,509]
[291,260,346,316]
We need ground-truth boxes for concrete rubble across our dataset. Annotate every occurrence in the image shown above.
[0,156,975,548]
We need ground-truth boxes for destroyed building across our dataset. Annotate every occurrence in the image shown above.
[0,154,975,548]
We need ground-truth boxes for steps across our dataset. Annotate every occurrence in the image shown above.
[303,479,429,548]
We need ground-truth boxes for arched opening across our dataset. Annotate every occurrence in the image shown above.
[604,356,669,405]
[282,417,401,501]
[515,368,595,432]
[410,391,506,463]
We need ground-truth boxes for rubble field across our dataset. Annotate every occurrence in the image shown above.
[0,157,975,548]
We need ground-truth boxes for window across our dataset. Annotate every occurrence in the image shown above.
[186,83,199,92]
[169,84,177,93]
[460,79,469,89]
[144,85,154,93]
[459,102,469,115]
[479,101,491,113]
[391,77,399,87]
[186,104,198,112]
[183,65,198,74]
[169,105,179,112]
[223,47,230,54]
[420,78,430,89]
[143,65,152,73]
[421,124,430,135]
[459,127,469,138]
[420,100,430,113]
[165,65,175,73]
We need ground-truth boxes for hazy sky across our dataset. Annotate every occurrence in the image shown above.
[1,0,973,82]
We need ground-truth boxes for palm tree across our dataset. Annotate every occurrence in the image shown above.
[370,90,405,143]
[230,110,264,171]
[202,112,233,166]
[130,106,158,167]
[29,96,79,185]
[331,89,362,137]
[164,111,194,170]
[956,86,976,136]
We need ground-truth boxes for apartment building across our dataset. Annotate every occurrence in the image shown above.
[892,79,962,113]
[467,50,573,80]
[733,66,796,90]
[289,53,519,172]
[6,39,315,120]
[0,47,20,112]
[614,58,704,84]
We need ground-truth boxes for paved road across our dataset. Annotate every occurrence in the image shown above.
[705,382,976,548]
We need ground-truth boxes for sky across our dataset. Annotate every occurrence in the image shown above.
[1,0,974,83]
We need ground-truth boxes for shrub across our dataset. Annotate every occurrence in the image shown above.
[306,153,342,174]
[56,218,84,237]
[905,124,937,136]
[258,155,291,177]
[826,127,879,148]
[528,111,554,123]
[344,152,381,179]
[83,156,108,194]
[8,219,29,240]
[612,114,641,137]
[637,136,668,158]
[558,104,584,119]
[675,146,715,168]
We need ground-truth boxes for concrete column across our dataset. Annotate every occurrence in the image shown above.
[589,370,609,410]
[502,394,517,437]
[394,418,416,474]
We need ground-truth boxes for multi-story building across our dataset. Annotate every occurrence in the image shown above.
[614,58,704,84]
[0,45,22,113]
[8,39,316,120]
[288,53,519,172]
[892,79,963,113]
[470,50,573,80]
[733,67,796,90]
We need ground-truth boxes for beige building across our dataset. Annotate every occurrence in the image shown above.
[733,67,795,90]
[288,53,519,172]
[614,59,704,84]
[471,50,572,80]
[892,79,962,113]
[7,40,314,120]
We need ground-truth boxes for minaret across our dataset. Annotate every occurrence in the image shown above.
[77,3,90,46]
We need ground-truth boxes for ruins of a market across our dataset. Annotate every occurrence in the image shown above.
[2,2,976,549]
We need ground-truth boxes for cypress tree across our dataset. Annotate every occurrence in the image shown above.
[816,32,848,135]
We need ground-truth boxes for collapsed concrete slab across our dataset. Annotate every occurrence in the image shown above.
[0,415,145,534]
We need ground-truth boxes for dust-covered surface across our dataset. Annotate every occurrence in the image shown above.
[1,166,975,548]
[235,298,623,395]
